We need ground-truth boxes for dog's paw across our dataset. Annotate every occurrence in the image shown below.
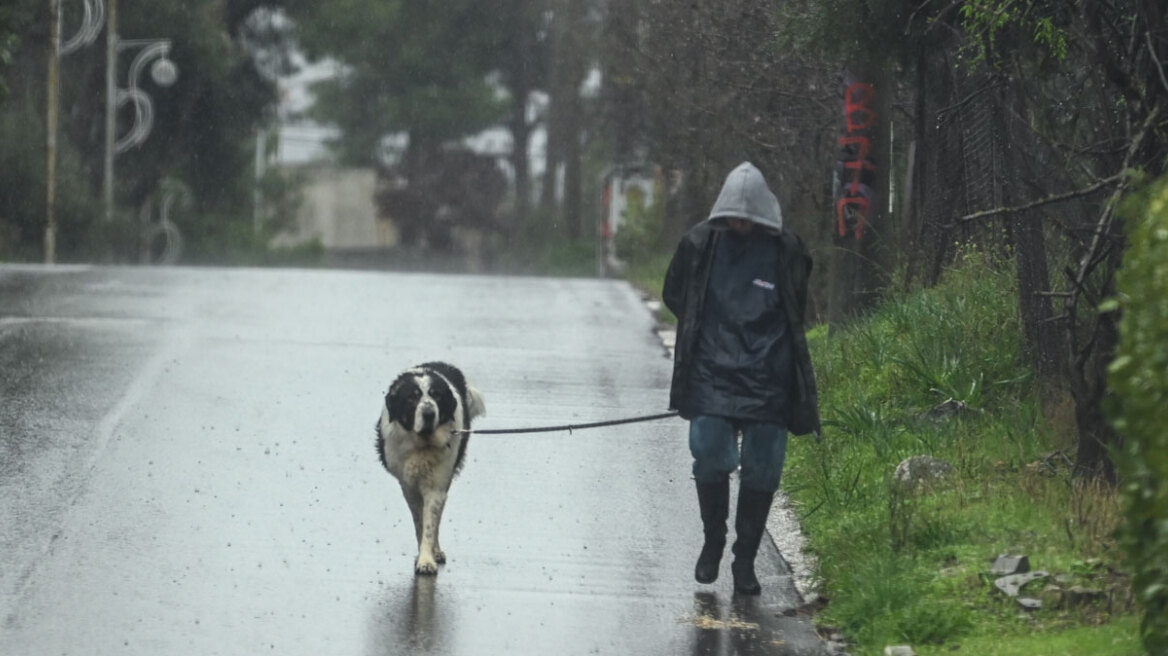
[434,549,446,565]
[415,555,439,576]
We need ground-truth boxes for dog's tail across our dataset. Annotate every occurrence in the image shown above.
[466,386,487,420]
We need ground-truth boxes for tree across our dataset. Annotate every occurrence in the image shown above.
[285,0,553,240]
[828,64,892,327]
[288,0,506,166]
[949,0,1168,480]
[599,0,840,301]
[486,0,551,234]
[0,0,289,262]
[0,1,38,104]
[778,0,1168,481]
[540,0,599,241]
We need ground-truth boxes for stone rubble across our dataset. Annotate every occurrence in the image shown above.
[991,554,1031,576]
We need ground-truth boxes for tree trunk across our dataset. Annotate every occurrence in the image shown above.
[999,84,1062,379]
[539,0,565,215]
[663,4,709,246]
[828,65,891,329]
[541,0,588,240]
[562,110,582,240]
[508,58,531,231]
[1070,305,1121,482]
[1012,212,1061,377]
[903,48,928,289]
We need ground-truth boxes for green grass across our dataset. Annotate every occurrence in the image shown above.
[529,239,598,277]
[788,254,1135,654]
[624,250,677,324]
[918,615,1143,656]
[629,248,1139,655]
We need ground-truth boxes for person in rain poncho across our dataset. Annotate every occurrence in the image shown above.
[663,161,821,595]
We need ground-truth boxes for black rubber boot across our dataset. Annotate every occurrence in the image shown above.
[694,479,729,584]
[731,486,775,595]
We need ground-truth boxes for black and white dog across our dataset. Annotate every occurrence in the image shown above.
[376,362,486,575]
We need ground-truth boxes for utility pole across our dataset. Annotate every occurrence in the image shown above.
[102,0,117,223]
[254,127,266,234]
[45,0,61,263]
[47,0,106,261]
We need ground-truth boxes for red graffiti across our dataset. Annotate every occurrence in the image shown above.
[836,82,877,240]
[836,197,870,240]
[838,135,871,160]
[838,136,875,194]
[844,83,876,132]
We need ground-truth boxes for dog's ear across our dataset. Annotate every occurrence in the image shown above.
[385,375,413,426]
[465,386,486,420]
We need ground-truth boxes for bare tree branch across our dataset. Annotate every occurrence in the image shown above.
[905,0,945,35]
[943,172,1125,227]
[1070,105,1161,290]
[1147,30,1168,96]
[935,79,1005,125]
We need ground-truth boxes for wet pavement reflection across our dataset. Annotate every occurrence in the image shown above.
[0,265,828,655]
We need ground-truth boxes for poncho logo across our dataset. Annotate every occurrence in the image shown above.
[752,278,776,291]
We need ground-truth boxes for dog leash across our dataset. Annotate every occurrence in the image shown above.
[456,411,680,435]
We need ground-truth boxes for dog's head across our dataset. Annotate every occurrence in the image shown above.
[385,369,459,439]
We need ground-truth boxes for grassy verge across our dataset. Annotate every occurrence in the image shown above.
[925,615,1142,656]
[623,250,677,324]
[628,249,1137,655]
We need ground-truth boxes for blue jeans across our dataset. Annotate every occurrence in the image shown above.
[689,415,789,494]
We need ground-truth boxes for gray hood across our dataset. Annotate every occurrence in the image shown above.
[707,162,783,232]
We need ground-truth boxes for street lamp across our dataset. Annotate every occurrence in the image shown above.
[109,40,177,151]
[44,0,177,261]
[102,0,178,224]
[59,0,104,56]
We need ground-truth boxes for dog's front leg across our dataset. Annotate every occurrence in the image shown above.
[400,483,424,547]
[415,489,447,575]
[432,508,446,566]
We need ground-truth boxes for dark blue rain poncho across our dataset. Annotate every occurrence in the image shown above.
[662,162,820,435]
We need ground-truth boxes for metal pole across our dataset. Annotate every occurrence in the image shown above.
[45,0,61,263]
[102,0,117,223]
[254,127,266,234]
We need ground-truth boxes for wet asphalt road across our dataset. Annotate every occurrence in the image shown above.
[0,264,827,656]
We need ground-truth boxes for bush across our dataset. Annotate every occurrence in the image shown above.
[179,210,323,267]
[613,182,664,266]
[531,239,597,277]
[1110,176,1168,656]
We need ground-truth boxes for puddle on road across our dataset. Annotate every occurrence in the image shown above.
[679,613,760,631]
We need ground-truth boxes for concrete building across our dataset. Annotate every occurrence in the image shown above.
[270,165,393,250]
